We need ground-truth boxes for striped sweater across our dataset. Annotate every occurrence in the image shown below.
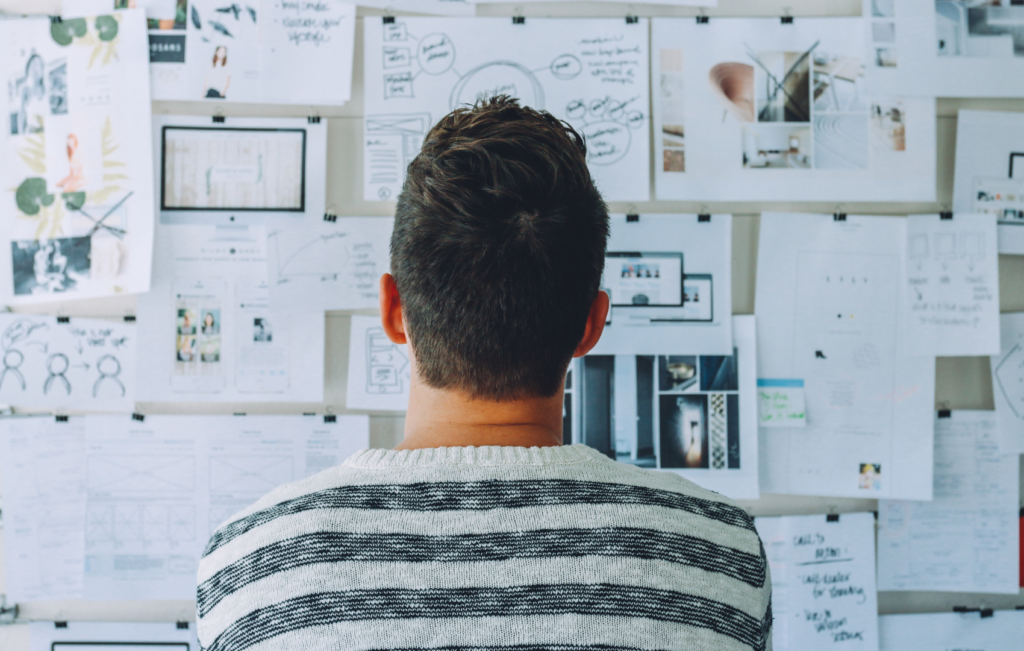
[197,445,772,651]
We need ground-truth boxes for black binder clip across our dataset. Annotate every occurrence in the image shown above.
[177,622,190,630]
[512,16,525,25]
[833,213,847,222]
[233,412,246,416]
[55,621,68,628]
[308,116,321,124]
[626,214,639,223]
[303,412,316,416]
[132,413,145,422]
[324,414,337,423]
[50,15,62,24]
[781,16,794,24]
[626,15,639,24]
[940,211,953,220]
[698,214,711,223]
[212,115,225,123]
[980,608,994,618]
[938,409,952,418]
[696,15,709,24]
[382,15,395,24]
[124,315,136,322]
[826,513,840,522]
[55,415,69,422]
[324,212,338,223]
[57,315,70,323]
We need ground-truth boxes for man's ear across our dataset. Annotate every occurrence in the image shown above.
[379,273,407,345]
[573,290,609,358]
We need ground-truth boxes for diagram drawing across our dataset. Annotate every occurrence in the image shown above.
[86,504,196,544]
[365,19,650,202]
[209,455,294,493]
[994,343,1024,421]
[271,232,381,288]
[366,326,410,394]
[88,455,196,493]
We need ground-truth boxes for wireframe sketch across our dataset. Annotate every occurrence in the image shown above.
[87,504,196,544]
[0,315,135,409]
[364,18,650,202]
[209,455,293,492]
[994,342,1024,420]
[366,326,409,394]
[88,455,196,493]
[936,1,1024,58]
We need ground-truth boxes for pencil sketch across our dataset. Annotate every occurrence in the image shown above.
[366,326,409,394]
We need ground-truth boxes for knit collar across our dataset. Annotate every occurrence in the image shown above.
[345,444,607,469]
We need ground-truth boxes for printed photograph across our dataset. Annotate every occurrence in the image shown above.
[811,52,866,113]
[660,48,686,172]
[872,0,895,17]
[177,307,198,335]
[8,52,47,136]
[176,334,197,362]
[936,1,1024,58]
[115,0,188,31]
[658,355,698,392]
[875,47,898,67]
[699,351,739,391]
[709,61,754,123]
[11,237,91,296]
[871,101,907,152]
[752,50,810,122]
[253,317,272,342]
[659,394,709,469]
[814,114,869,169]
[741,124,812,168]
[200,333,220,362]
[201,309,220,335]
[859,462,882,490]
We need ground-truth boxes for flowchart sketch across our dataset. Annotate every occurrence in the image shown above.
[756,213,935,500]
[347,314,410,411]
[952,110,1024,254]
[903,213,1000,356]
[652,17,936,202]
[991,312,1024,455]
[209,455,294,493]
[0,314,136,411]
[267,216,393,311]
[30,621,199,650]
[363,17,651,202]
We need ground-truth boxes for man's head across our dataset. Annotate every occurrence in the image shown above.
[385,95,609,401]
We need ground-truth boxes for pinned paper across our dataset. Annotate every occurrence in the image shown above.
[758,379,806,427]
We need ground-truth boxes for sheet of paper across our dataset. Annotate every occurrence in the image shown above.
[651,17,936,202]
[346,313,410,411]
[0,314,135,411]
[591,214,732,356]
[992,312,1024,455]
[0,416,86,602]
[0,11,155,305]
[575,315,759,499]
[65,1,355,105]
[756,213,935,499]
[878,410,1020,594]
[477,0,716,4]
[84,414,369,600]
[952,109,1024,254]
[31,622,199,650]
[903,213,1000,356]
[757,379,807,428]
[864,0,1024,98]
[136,224,324,402]
[880,610,1024,651]
[356,0,475,14]
[267,216,393,311]
[755,512,879,651]
[363,17,650,202]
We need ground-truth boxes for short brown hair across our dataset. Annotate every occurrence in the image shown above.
[391,96,609,400]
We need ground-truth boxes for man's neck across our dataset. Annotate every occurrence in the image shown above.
[396,378,565,450]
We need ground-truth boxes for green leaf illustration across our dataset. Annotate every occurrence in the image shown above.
[15,178,54,216]
[51,17,87,46]
[62,191,86,211]
[96,15,119,42]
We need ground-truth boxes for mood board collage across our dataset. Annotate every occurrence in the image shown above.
[0,0,1022,649]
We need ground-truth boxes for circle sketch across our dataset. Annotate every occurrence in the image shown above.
[418,33,455,76]
[582,121,631,166]
[450,61,544,111]
[549,54,582,80]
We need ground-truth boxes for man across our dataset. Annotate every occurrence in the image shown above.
[198,96,772,651]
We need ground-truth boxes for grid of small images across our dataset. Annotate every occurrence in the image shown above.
[870,0,897,67]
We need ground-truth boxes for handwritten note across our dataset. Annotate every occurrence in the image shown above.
[755,512,879,651]
[903,213,1000,355]
[758,379,807,428]
[261,1,356,104]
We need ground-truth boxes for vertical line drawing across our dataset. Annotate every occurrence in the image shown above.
[365,326,409,394]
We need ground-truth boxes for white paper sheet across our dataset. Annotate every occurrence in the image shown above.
[136,224,324,402]
[864,0,1024,98]
[756,213,935,499]
[363,17,650,202]
[31,622,199,650]
[0,314,135,410]
[84,414,369,600]
[0,416,86,602]
[755,512,879,651]
[267,216,393,311]
[591,214,732,356]
[357,0,475,15]
[0,11,155,305]
[877,410,1020,594]
[65,0,355,105]
[952,110,1024,254]
[477,0,716,4]
[651,17,936,202]
[903,213,1000,356]
[879,610,1024,651]
[576,315,759,500]
[346,313,410,411]
[992,312,1024,455]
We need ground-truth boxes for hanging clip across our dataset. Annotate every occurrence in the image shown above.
[55,414,69,423]
[324,414,337,423]
[233,412,246,417]
[512,16,525,25]
[833,213,847,222]
[176,622,190,630]
[940,211,953,220]
[55,621,68,628]
[626,214,639,223]
[0,595,17,625]
[626,15,639,24]
[132,413,145,422]
[938,408,952,418]
[382,15,395,24]
[826,513,840,522]
[212,115,225,124]
[324,212,338,223]
[308,112,321,124]
[781,8,793,24]
[698,214,711,223]
[50,15,63,24]
[123,315,136,323]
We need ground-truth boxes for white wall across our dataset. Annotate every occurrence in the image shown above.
[0,1,1022,647]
